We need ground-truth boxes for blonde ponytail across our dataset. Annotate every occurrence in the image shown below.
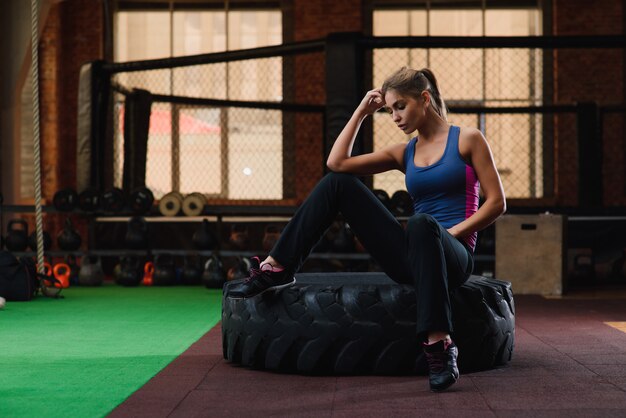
[419,68,447,121]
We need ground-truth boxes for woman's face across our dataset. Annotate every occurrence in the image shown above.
[383,89,426,134]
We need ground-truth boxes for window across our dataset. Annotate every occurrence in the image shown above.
[372,3,543,199]
[114,5,282,199]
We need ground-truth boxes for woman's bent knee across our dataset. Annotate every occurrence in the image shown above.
[324,172,359,184]
[320,172,362,190]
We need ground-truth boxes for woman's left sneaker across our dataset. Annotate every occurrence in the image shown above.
[227,257,295,299]
[423,339,460,392]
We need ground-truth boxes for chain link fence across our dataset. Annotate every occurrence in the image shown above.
[110,51,324,200]
[372,47,546,199]
[103,38,624,206]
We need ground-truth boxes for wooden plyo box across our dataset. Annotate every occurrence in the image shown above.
[495,214,567,295]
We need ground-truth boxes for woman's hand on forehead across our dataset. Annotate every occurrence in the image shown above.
[360,88,386,115]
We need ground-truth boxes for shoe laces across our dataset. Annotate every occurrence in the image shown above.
[244,266,265,283]
[243,259,273,283]
[424,340,451,373]
[425,351,446,373]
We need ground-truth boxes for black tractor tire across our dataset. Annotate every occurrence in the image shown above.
[222,273,514,375]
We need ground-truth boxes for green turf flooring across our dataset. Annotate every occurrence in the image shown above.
[0,284,222,418]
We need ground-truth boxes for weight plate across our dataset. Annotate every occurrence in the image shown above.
[101,188,126,212]
[130,187,154,214]
[158,192,182,216]
[53,188,78,212]
[182,193,206,216]
[78,189,101,212]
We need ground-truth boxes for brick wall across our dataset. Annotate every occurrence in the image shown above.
[36,0,624,209]
[27,0,626,261]
[552,0,624,206]
[39,4,61,201]
[292,0,362,200]
[37,0,102,247]
[40,0,103,198]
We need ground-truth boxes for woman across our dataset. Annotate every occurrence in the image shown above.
[228,67,506,392]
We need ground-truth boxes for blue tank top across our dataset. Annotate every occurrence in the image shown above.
[403,125,480,251]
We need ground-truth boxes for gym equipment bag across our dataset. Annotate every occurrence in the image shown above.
[0,251,39,301]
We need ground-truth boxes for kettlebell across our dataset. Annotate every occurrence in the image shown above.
[153,254,176,286]
[181,256,203,285]
[114,256,143,287]
[65,254,80,286]
[262,225,281,252]
[125,216,148,249]
[227,256,252,281]
[40,261,62,297]
[57,218,82,251]
[202,254,226,289]
[78,254,105,286]
[41,261,53,287]
[41,261,59,288]
[192,219,217,250]
[229,224,250,250]
[391,190,414,217]
[52,263,71,288]
[372,189,391,211]
[331,221,355,253]
[5,219,29,251]
[143,261,154,286]
[28,230,52,252]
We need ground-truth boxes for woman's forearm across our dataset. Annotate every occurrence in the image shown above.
[448,197,506,239]
[326,110,368,171]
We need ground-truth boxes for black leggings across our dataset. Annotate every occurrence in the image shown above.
[270,172,474,337]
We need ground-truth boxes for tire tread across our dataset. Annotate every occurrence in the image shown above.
[222,274,514,374]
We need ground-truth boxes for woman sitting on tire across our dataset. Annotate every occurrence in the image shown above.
[228,67,506,392]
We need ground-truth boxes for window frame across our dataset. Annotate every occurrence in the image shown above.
[111,1,287,200]
[366,0,551,199]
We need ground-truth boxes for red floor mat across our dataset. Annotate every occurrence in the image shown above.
[109,295,626,417]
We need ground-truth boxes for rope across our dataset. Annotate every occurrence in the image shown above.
[30,0,44,278]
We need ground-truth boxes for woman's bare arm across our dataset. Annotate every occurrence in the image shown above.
[327,89,405,175]
[448,128,506,239]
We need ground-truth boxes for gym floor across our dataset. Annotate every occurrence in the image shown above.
[109,289,626,417]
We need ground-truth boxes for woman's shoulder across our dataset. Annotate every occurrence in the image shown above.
[396,137,416,154]
[378,141,411,171]
[458,126,486,143]
[395,140,412,159]
[456,126,489,162]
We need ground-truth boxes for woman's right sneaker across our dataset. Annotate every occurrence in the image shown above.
[423,339,460,392]
[226,257,295,299]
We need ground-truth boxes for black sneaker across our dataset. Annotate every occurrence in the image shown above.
[227,257,295,299]
[423,339,459,392]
